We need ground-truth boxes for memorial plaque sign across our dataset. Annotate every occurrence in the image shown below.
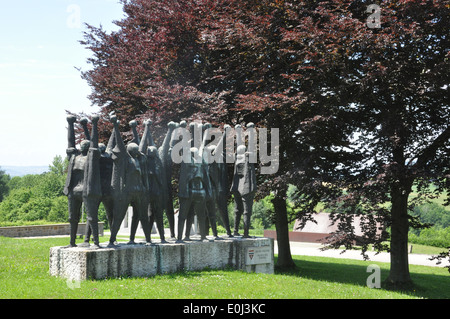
[245,246,272,265]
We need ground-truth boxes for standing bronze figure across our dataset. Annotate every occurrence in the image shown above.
[231,124,257,238]
[107,115,152,247]
[64,115,102,248]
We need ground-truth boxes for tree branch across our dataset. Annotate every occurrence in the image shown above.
[413,126,450,170]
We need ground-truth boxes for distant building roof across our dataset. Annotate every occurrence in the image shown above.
[293,213,383,237]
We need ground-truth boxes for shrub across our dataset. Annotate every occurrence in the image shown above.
[408,227,450,248]
[47,196,69,223]
[0,188,33,222]
[17,197,53,221]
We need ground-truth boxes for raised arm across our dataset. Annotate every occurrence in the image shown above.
[146,120,155,147]
[66,115,77,150]
[129,120,140,145]
[213,124,230,160]
[159,121,177,159]
[105,126,116,154]
[170,120,186,148]
[198,123,212,159]
[90,115,99,149]
[246,122,257,163]
[139,119,153,153]
[110,115,126,154]
[235,124,244,149]
[80,117,91,141]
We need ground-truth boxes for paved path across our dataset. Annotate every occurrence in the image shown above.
[275,241,450,268]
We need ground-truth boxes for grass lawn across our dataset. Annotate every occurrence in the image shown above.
[0,236,449,299]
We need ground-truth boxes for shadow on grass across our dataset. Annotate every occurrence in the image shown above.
[274,256,450,299]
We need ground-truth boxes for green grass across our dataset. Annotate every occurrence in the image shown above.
[406,243,447,255]
[0,236,449,299]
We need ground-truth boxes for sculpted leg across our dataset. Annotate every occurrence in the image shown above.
[108,200,128,247]
[206,199,219,239]
[102,198,114,230]
[84,197,101,247]
[194,200,208,241]
[135,199,152,245]
[216,193,232,237]
[233,193,244,236]
[184,205,195,241]
[80,219,92,247]
[67,194,83,247]
[129,207,139,244]
[177,197,191,242]
[242,193,254,238]
[165,188,176,238]
[151,199,166,243]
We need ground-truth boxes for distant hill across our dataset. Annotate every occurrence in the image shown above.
[1,166,49,177]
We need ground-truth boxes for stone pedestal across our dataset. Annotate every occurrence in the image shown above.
[49,237,274,281]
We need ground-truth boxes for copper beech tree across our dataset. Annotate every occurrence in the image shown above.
[79,0,449,285]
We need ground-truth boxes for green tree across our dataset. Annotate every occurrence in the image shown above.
[412,202,450,230]
[0,156,69,224]
[48,155,68,176]
[0,168,10,202]
[47,196,69,223]
[0,188,33,223]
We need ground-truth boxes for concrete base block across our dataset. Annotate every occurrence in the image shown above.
[49,237,274,281]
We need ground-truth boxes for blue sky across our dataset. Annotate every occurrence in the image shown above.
[0,0,125,166]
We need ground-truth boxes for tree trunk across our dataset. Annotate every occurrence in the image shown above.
[272,190,297,271]
[386,186,412,286]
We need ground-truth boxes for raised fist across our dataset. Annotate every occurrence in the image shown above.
[91,115,100,123]
[80,117,88,126]
[67,115,76,124]
[168,121,177,129]
[129,120,137,128]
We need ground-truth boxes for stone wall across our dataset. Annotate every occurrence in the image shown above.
[0,223,104,238]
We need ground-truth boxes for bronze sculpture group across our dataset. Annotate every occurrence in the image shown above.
[64,114,256,248]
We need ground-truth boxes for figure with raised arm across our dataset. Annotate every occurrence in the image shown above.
[175,122,212,242]
[164,121,186,238]
[230,124,257,238]
[184,123,225,240]
[82,118,116,246]
[129,119,177,243]
[208,124,233,237]
[63,115,90,247]
[107,115,152,247]
[80,115,103,248]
